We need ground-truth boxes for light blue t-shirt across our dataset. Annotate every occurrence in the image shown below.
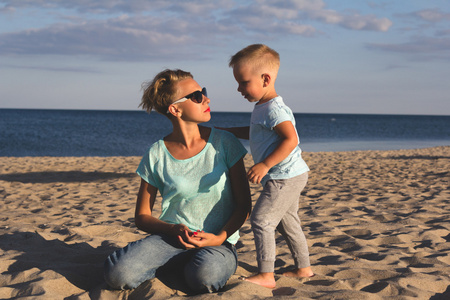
[250,96,309,186]
[136,127,247,245]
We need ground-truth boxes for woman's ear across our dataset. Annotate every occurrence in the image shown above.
[167,104,182,117]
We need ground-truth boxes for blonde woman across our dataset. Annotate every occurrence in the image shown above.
[104,69,252,294]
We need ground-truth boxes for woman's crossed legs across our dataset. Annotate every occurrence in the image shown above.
[104,234,237,293]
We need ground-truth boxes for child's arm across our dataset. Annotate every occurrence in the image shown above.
[247,121,298,184]
[215,126,250,140]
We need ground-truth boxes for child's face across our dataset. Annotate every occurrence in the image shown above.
[233,63,265,103]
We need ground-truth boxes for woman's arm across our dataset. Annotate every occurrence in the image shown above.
[221,157,252,237]
[179,157,252,248]
[135,178,191,236]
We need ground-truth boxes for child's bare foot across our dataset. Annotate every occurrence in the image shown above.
[282,267,314,278]
[241,272,276,289]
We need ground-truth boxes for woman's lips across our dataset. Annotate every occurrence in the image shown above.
[205,108,211,112]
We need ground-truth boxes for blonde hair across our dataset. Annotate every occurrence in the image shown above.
[229,44,280,75]
[140,69,193,115]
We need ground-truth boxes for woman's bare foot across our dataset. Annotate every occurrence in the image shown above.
[241,272,276,289]
[282,267,314,278]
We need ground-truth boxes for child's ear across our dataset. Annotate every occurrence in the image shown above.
[262,73,271,87]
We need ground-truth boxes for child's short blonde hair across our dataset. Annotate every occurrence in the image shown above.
[140,69,193,115]
[229,44,280,75]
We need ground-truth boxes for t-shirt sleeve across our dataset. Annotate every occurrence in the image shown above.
[136,148,160,189]
[267,105,293,129]
[220,130,247,168]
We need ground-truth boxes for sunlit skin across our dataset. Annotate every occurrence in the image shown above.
[164,78,212,161]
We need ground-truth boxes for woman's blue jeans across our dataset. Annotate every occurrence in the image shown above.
[104,234,238,293]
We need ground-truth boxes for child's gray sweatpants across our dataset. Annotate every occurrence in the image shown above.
[250,172,310,273]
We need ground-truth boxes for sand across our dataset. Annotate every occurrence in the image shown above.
[0,146,449,299]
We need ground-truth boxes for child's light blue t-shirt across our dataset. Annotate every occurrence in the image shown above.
[250,96,309,186]
[136,128,247,245]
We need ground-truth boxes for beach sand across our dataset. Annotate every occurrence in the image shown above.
[0,146,449,299]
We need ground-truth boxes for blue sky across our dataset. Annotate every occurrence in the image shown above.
[0,0,449,115]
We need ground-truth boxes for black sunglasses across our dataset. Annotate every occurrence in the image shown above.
[173,87,207,105]
[167,87,207,113]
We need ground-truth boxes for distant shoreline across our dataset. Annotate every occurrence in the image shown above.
[1,109,448,156]
[1,107,450,117]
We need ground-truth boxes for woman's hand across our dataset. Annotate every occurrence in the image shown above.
[170,223,192,237]
[171,225,201,248]
[177,230,225,249]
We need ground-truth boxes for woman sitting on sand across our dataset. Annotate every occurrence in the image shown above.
[104,69,252,294]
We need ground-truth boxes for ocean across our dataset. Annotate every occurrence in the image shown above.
[0,109,449,157]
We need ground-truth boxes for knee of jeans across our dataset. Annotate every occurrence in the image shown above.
[184,249,235,293]
[104,256,140,290]
[184,263,223,293]
[104,258,125,289]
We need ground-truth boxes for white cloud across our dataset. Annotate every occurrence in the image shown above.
[367,35,450,61]
[273,0,326,11]
[436,29,450,36]
[0,0,168,14]
[0,0,394,61]
[0,0,235,15]
[0,14,235,61]
[223,0,392,38]
[282,22,316,35]
[1,63,100,73]
[342,15,392,31]
[412,9,450,23]
[308,9,342,24]
[258,4,299,19]
[308,10,392,31]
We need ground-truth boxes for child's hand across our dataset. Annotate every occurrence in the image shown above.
[247,162,269,184]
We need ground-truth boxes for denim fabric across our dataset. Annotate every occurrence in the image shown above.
[104,234,238,293]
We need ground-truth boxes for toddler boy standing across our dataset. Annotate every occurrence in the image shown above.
[222,44,314,288]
